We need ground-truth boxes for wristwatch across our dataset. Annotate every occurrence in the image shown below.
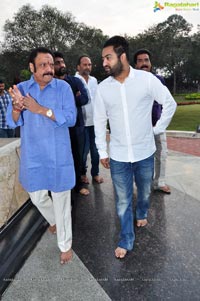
[46,109,53,118]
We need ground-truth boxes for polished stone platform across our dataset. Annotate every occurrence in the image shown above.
[0,138,28,227]
[2,150,200,300]
[71,161,200,300]
[0,200,48,294]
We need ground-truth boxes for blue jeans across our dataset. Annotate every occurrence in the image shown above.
[82,126,100,177]
[110,155,154,251]
[0,128,15,138]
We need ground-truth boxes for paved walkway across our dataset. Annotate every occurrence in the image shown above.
[166,136,200,202]
[167,136,200,157]
[2,136,200,300]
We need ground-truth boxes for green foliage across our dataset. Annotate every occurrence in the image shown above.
[174,95,187,102]
[0,50,29,86]
[0,4,107,84]
[128,14,197,94]
[185,93,200,100]
[184,31,200,84]
[20,69,31,81]
[167,104,200,131]
[3,4,79,52]
[0,5,199,90]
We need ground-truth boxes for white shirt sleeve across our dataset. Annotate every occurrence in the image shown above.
[93,87,108,159]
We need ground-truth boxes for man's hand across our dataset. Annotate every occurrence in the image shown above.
[9,85,24,111]
[100,158,110,169]
[23,93,41,113]
[76,91,81,97]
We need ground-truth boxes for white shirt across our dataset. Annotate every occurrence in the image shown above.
[75,73,98,126]
[93,67,177,162]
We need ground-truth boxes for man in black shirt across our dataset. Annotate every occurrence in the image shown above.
[54,52,90,195]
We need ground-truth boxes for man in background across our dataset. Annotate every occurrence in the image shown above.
[134,49,171,194]
[76,55,103,185]
[54,51,90,196]
[0,79,15,138]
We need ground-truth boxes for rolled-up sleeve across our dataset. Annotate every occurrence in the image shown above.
[6,100,24,128]
[52,83,77,127]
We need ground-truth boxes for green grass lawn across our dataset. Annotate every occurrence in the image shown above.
[167,104,200,131]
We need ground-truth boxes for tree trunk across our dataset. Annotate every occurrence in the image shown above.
[173,68,176,95]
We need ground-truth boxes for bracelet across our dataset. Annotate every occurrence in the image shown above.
[13,109,21,113]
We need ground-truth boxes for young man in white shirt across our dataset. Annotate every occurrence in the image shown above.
[93,36,176,259]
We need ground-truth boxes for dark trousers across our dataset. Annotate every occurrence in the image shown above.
[0,128,15,138]
[82,126,100,177]
[69,126,85,192]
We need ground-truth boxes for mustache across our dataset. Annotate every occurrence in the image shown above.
[140,65,149,69]
[43,72,54,76]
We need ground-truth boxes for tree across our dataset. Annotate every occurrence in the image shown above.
[1,6,199,91]
[1,4,107,84]
[151,15,192,93]
[184,31,200,92]
[0,50,29,86]
[129,15,193,93]
[3,4,79,52]
[67,24,108,79]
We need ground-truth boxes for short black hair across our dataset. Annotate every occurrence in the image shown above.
[53,51,64,59]
[77,55,90,66]
[0,79,4,84]
[29,47,54,65]
[103,36,129,61]
[133,49,152,64]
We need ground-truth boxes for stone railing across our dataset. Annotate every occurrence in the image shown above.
[0,138,29,227]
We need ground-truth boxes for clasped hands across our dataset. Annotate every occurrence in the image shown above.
[9,85,40,113]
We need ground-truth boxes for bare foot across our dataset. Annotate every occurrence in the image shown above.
[79,188,90,195]
[81,175,90,184]
[154,185,171,194]
[136,219,148,227]
[48,224,56,234]
[115,247,127,259]
[93,175,104,184]
[60,249,73,264]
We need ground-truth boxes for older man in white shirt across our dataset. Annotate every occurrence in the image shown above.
[75,56,103,184]
[93,36,177,259]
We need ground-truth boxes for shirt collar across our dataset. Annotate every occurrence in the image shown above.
[128,66,136,78]
[27,75,56,89]
[76,72,91,81]
[108,66,135,83]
